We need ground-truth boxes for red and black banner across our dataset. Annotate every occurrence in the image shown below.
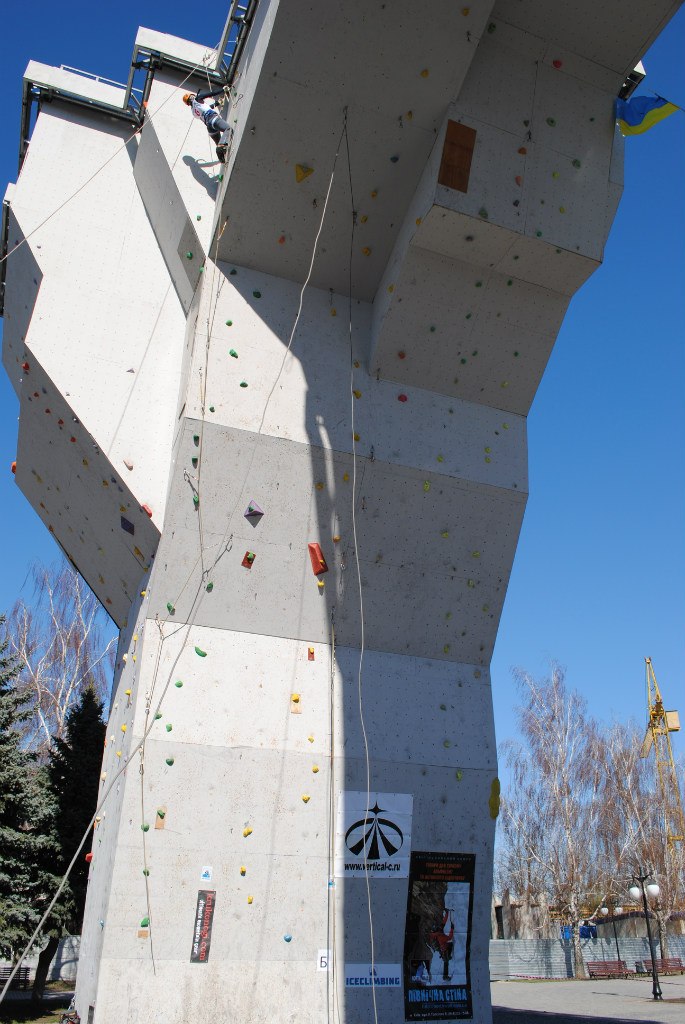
[403,852,475,1020]
[190,889,216,963]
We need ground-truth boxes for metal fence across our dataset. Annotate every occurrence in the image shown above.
[489,936,685,980]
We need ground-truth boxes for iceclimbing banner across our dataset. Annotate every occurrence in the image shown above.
[403,852,475,1020]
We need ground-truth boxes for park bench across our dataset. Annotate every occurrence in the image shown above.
[636,957,685,975]
[0,964,31,988]
[586,960,633,979]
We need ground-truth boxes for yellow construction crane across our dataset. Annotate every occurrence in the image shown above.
[640,657,685,847]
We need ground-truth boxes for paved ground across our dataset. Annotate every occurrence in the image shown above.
[492,975,685,1024]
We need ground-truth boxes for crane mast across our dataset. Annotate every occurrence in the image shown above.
[640,657,685,848]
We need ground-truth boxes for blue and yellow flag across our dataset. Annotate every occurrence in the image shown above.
[615,95,679,136]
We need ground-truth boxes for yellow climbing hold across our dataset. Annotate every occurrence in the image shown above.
[302,795,311,803]
[360,214,368,224]
[441,531,449,539]
[315,481,325,490]
[240,866,246,876]
[330,308,337,317]
[343,472,350,482]
[471,551,481,558]
[291,693,300,704]
[125,688,131,696]
[243,827,253,838]
[489,777,501,819]
[308,735,314,743]
[420,68,429,78]
[387,284,394,293]
[312,765,320,773]
[295,164,314,183]
[121,724,127,732]
[353,433,360,442]
[370,190,377,198]
[353,389,362,399]
[317,579,325,590]
[116,750,122,758]
[247,895,253,904]
[361,247,371,256]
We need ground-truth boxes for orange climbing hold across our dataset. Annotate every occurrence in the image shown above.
[10,461,16,474]
[308,647,315,661]
[518,147,527,155]
[308,543,328,576]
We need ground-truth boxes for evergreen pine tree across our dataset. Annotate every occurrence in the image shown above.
[48,686,106,931]
[0,618,60,963]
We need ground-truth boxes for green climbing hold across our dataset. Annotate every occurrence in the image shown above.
[482,604,490,612]
[166,602,175,614]
[217,174,224,182]
[423,481,431,492]
[507,279,513,286]
[226,320,233,326]
[193,494,199,508]
[196,215,201,221]
[195,646,207,658]
[191,457,198,468]
[443,739,452,748]
[253,290,261,298]
[140,916,150,927]
[209,405,215,413]
[175,680,183,688]
[141,823,149,832]
[546,117,556,127]
[487,22,496,33]
[478,207,488,219]
[155,712,162,720]
[165,757,175,766]
[185,252,193,260]
[485,456,491,463]
[467,580,475,588]
[456,770,463,781]
[443,644,450,654]
[193,435,199,446]
[523,119,530,127]
[535,230,542,237]
[440,704,447,711]
[166,724,172,732]
[460,358,467,364]
[206,581,214,592]
[229,349,238,358]
[230,268,237,276]
[465,313,472,320]
[429,325,436,332]
[475,281,482,288]
[471,350,478,357]
[239,381,248,388]
[143,868,150,876]
[157,809,166,819]
[572,159,581,168]
[514,351,519,357]
[484,447,491,453]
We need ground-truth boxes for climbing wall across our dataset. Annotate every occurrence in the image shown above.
[3,3,682,1023]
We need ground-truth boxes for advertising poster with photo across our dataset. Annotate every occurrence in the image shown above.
[403,852,475,1020]
[335,792,413,878]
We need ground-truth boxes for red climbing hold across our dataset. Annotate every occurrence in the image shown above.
[518,147,527,155]
[70,436,76,443]
[85,852,93,863]
[552,59,563,69]
[515,175,522,186]
[308,542,329,576]
[278,235,286,244]
[398,394,408,402]
[21,362,30,373]
[398,351,406,359]
[58,419,64,426]
[142,504,153,518]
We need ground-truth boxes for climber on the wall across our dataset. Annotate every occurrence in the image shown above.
[183,86,231,163]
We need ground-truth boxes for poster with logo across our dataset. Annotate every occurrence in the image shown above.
[190,889,216,963]
[403,852,475,1020]
[335,792,413,878]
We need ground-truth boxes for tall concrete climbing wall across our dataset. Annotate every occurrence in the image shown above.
[3,2,681,1022]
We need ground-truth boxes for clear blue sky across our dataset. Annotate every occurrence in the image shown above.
[1,4,683,756]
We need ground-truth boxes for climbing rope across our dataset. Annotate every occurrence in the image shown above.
[343,112,379,1024]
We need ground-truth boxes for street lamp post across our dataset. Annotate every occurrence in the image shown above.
[599,897,624,964]
[629,869,662,1001]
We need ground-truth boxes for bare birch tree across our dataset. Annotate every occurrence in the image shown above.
[499,664,607,976]
[1,562,116,757]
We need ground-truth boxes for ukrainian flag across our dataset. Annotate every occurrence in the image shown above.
[615,95,679,136]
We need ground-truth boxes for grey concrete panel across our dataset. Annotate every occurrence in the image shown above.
[147,421,524,662]
[15,356,158,626]
[1,210,42,395]
[134,117,204,314]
